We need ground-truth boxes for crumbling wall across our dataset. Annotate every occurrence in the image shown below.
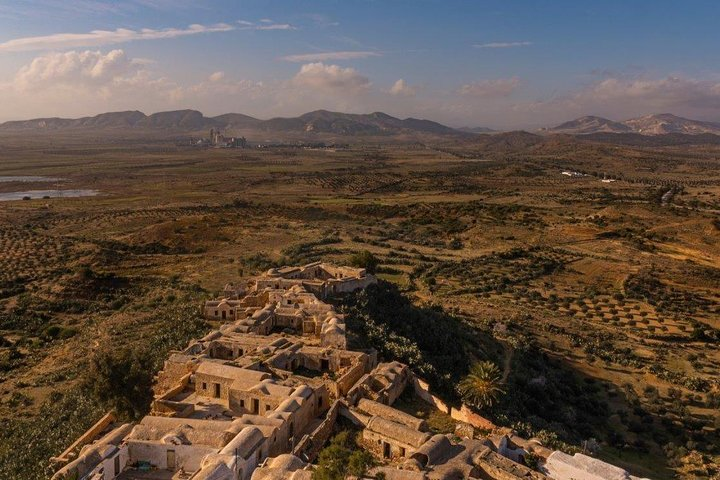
[413,377,451,413]
[332,360,366,397]
[292,400,341,462]
[413,376,495,431]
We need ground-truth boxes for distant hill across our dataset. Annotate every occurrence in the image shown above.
[547,113,720,136]
[0,109,466,138]
[622,113,720,135]
[140,110,208,129]
[471,131,544,151]
[457,126,497,134]
[258,110,461,136]
[212,113,262,129]
[545,116,632,134]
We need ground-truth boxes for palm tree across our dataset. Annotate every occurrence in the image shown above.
[458,361,505,410]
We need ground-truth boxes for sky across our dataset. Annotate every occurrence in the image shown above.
[0,0,719,129]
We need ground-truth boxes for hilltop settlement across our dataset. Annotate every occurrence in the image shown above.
[51,262,650,480]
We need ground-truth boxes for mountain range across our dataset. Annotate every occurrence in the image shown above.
[0,109,461,137]
[545,113,720,135]
[2,109,720,139]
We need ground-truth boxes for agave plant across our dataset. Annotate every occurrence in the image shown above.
[458,361,505,410]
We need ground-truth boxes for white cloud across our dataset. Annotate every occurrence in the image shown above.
[515,75,720,123]
[292,62,370,93]
[238,20,296,31]
[256,23,294,31]
[389,79,417,97]
[572,76,720,110]
[14,49,140,91]
[0,23,234,53]
[282,51,380,62]
[208,71,225,82]
[474,41,532,49]
[459,77,520,97]
[0,49,183,119]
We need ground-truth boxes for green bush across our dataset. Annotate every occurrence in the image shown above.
[348,250,379,274]
[313,431,375,480]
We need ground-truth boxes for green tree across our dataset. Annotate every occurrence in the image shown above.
[458,361,505,410]
[313,431,375,480]
[348,250,379,274]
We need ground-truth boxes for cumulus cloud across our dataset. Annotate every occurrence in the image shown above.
[0,49,184,119]
[282,51,380,62]
[572,76,720,110]
[14,49,141,91]
[389,79,417,96]
[514,75,720,124]
[292,62,370,93]
[0,23,234,53]
[459,77,519,97]
[474,41,532,49]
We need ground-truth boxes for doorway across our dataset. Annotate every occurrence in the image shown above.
[167,450,176,470]
[383,442,391,459]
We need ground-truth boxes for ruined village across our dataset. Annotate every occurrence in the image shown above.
[50,262,650,480]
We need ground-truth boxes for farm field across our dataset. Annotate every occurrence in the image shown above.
[0,131,718,479]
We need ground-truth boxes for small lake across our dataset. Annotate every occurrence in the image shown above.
[0,176,64,183]
[0,189,99,202]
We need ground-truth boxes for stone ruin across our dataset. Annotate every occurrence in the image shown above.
[50,261,650,480]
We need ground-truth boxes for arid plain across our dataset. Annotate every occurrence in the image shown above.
[0,129,718,479]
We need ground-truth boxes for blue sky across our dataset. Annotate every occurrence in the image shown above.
[0,0,719,128]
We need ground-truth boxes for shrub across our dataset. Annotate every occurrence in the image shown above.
[348,250,379,274]
[313,431,375,480]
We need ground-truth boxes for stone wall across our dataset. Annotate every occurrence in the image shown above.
[292,399,341,462]
[128,440,216,472]
[412,376,496,431]
[332,360,366,397]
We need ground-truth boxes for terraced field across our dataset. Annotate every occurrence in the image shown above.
[0,132,718,479]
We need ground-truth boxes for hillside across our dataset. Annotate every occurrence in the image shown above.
[546,116,632,134]
[547,113,720,136]
[622,113,720,135]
